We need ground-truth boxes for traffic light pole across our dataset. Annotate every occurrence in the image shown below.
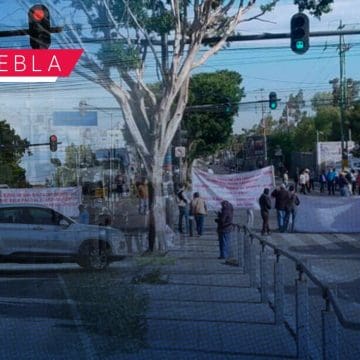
[338,21,351,170]
[0,27,62,38]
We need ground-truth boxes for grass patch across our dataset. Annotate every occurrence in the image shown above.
[135,255,176,267]
[62,270,149,353]
[131,268,168,285]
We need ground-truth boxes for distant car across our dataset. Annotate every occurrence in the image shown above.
[0,204,126,270]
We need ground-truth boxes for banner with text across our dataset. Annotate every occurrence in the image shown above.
[192,166,275,210]
[294,195,360,233]
[0,187,82,218]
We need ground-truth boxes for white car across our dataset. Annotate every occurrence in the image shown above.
[0,204,126,270]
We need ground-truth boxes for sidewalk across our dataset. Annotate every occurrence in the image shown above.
[116,222,296,359]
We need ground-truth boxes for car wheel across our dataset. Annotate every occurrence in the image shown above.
[78,241,110,270]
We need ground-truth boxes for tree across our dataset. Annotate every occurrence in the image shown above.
[182,70,244,178]
[54,144,98,187]
[0,120,28,187]
[37,0,332,251]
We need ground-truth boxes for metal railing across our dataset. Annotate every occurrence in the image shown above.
[231,225,360,359]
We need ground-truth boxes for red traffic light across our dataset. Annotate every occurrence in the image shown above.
[28,5,51,49]
[31,7,45,22]
[49,134,58,152]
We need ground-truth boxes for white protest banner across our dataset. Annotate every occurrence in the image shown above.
[0,187,82,218]
[295,195,360,233]
[192,166,275,210]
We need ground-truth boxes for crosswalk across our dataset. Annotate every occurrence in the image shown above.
[266,232,360,255]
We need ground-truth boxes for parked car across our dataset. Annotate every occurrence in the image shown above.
[0,204,126,270]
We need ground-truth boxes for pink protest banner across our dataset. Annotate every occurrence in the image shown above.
[0,187,82,217]
[192,166,275,210]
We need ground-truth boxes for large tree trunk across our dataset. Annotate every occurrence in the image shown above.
[148,153,167,252]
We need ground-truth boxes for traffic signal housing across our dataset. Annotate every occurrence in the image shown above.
[269,92,277,110]
[49,135,57,152]
[28,4,51,49]
[290,13,309,55]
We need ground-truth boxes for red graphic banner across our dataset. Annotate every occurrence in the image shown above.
[0,49,83,77]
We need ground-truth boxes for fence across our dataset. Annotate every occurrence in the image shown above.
[230,225,360,359]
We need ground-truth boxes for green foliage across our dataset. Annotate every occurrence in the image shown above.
[0,120,27,187]
[145,11,175,35]
[183,70,244,162]
[98,42,141,72]
[63,271,148,353]
[295,0,334,18]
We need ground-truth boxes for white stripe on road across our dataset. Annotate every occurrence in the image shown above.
[276,233,340,251]
[58,275,98,360]
[277,233,309,248]
[334,234,360,249]
[307,234,341,250]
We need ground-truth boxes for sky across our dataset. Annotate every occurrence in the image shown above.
[0,0,359,137]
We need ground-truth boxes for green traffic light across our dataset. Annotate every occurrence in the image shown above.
[270,102,277,110]
[296,40,304,50]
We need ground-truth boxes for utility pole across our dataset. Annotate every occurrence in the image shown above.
[338,21,351,170]
[260,89,268,164]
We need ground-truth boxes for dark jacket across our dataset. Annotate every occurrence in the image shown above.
[271,187,289,210]
[286,193,300,212]
[215,201,233,233]
[259,193,271,213]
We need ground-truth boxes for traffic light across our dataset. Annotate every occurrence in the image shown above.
[269,92,277,110]
[49,135,57,152]
[28,4,51,49]
[290,13,309,55]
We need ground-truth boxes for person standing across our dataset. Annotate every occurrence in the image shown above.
[351,169,357,195]
[299,170,306,194]
[78,204,90,224]
[284,185,300,232]
[319,170,327,193]
[259,188,271,235]
[137,179,149,215]
[176,184,190,234]
[327,168,336,195]
[191,192,207,236]
[338,172,349,197]
[215,200,234,260]
[271,184,289,232]
[282,170,289,188]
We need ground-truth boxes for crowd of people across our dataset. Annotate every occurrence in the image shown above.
[293,167,360,197]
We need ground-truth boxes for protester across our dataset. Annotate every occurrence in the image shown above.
[299,170,306,194]
[284,185,300,232]
[351,169,357,195]
[188,193,196,237]
[177,184,189,234]
[304,169,311,193]
[294,167,299,193]
[115,172,125,198]
[98,207,112,226]
[326,168,336,195]
[78,204,89,224]
[259,188,271,236]
[338,172,349,197]
[191,192,207,236]
[282,170,289,188]
[271,184,289,232]
[137,179,149,215]
[357,171,360,196]
[319,170,327,193]
[215,200,234,260]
